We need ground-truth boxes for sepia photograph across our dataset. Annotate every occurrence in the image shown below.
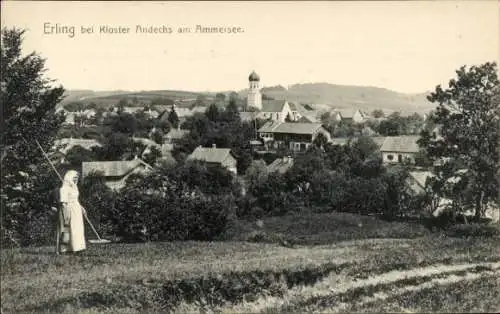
[1,0,499,312]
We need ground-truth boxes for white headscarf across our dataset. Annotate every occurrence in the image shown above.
[61,170,79,190]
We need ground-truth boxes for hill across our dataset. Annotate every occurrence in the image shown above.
[58,90,210,109]
[59,83,434,114]
[240,83,433,114]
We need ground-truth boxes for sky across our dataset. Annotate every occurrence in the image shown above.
[2,1,499,94]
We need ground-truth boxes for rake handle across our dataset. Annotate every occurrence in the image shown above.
[83,210,102,240]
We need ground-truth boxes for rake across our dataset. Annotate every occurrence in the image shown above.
[30,138,112,244]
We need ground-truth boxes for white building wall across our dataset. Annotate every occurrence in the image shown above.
[247,81,262,110]
[382,152,416,164]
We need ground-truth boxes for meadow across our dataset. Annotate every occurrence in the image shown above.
[1,212,499,313]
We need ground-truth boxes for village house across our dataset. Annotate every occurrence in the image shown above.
[131,137,175,161]
[239,111,258,122]
[157,103,207,127]
[53,138,102,154]
[258,121,331,152]
[327,136,386,148]
[406,170,500,222]
[288,103,303,121]
[331,109,368,124]
[50,138,102,164]
[297,114,319,123]
[122,106,143,115]
[187,145,238,174]
[267,156,294,174]
[81,157,154,191]
[243,71,297,122]
[164,128,189,144]
[407,170,433,195]
[380,135,420,164]
[256,100,294,122]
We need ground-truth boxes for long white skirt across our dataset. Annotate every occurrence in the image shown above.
[60,202,86,252]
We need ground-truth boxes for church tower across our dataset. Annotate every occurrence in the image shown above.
[247,70,262,110]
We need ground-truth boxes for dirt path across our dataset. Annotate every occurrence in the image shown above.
[220,261,500,313]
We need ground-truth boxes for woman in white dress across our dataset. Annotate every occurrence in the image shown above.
[57,170,86,254]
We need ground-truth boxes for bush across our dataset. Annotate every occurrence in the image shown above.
[112,178,233,242]
[80,174,118,238]
[445,223,500,238]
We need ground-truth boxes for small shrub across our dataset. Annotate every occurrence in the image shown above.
[446,223,500,238]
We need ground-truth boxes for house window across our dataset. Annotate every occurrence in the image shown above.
[387,154,394,161]
[398,155,403,163]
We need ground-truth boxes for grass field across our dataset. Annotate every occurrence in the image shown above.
[2,212,499,313]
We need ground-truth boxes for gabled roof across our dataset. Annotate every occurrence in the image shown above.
[53,138,102,154]
[240,111,258,121]
[409,171,434,189]
[371,136,387,147]
[267,157,294,174]
[262,100,287,113]
[157,106,195,120]
[187,146,234,164]
[288,102,299,111]
[131,137,158,147]
[297,115,318,123]
[123,107,143,114]
[82,158,153,178]
[335,109,358,119]
[166,128,189,139]
[330,138,350,146]
[258,121,323,135]
[174,107,194,117]
[380,136,420,153]
[190,106,207,114]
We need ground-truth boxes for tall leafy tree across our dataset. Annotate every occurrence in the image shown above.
[167,107,180,129]
[205,103,220,122]
[371,109,385,118]
[418,62,500,221]
[1,28,65,245]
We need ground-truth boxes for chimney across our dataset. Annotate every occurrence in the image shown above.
[212,144,216,149]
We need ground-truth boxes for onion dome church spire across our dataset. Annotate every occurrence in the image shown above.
[247,70,262,110]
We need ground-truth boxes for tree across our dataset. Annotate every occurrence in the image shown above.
[372,109,385,118]
[205,104,220,122]
[229,91,240,102]
[142,146,162,166]
[222,98,240,123]
[95,133,134,161]
[313,132,328,148]
[111,112,138,135]
[377,119,400,136]
[65,145,98,168]
[244,160,268,190]
[117,98,129,108]
[1,28,65,246]
[352,136,379,160]
[151,129,165,144]
[418,62,500,221]
[167,108,180,129]
[215,92,226,103]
